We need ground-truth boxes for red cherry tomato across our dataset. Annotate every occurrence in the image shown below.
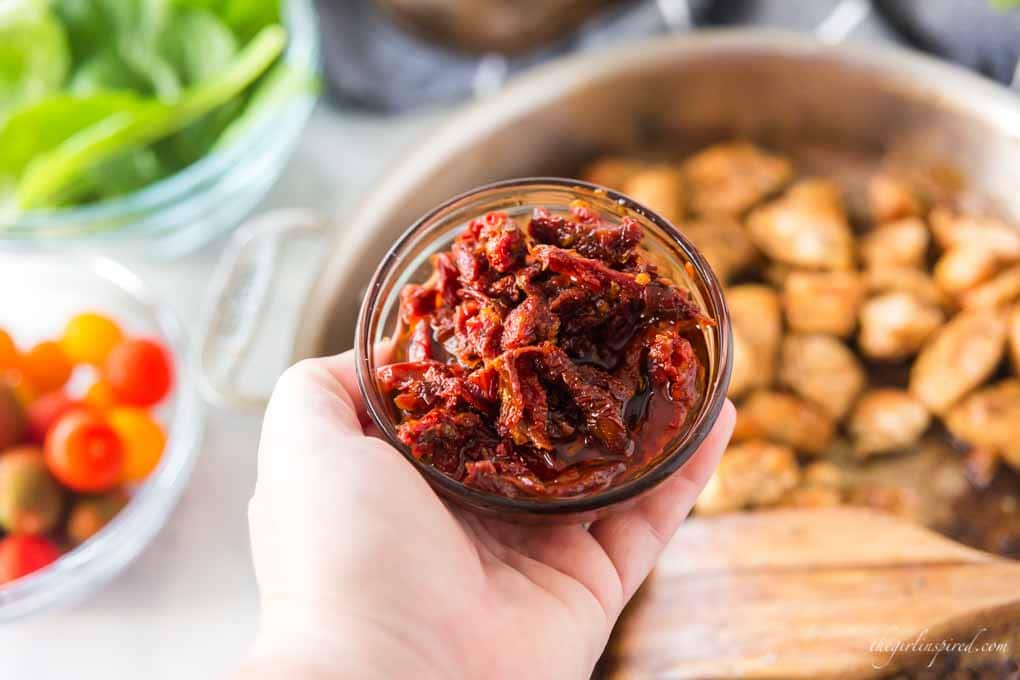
[104,338,173,407]
[26,391,82,443]
[45,411,124,493]
[0,535,60,585]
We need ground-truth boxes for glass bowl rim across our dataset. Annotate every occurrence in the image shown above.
[2,0,319,237]
[356,177,733,516]
[0,255,204,619]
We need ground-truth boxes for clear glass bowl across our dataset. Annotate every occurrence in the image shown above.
[356,178,732,523]
[0,0,319,259]
[0,255,203,621]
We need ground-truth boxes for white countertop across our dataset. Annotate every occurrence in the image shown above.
[0,104,445,680]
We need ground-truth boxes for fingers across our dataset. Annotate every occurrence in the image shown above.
[588,399,735,605]
[256,343,395,481]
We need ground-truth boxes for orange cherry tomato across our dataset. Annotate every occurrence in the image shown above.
[0,329,19,372]
[22,341,72,393]
[44,411,123,493]
[104,338,173,407]
[62,312,123,366]
[0,535,61,585]
[26,391,83,444]
[3,369,37,407]
[108,408,166,482]
[84,380,116,411]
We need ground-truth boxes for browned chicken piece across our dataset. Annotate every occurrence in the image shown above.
[682,142,793,217]
[802,461,844,489]
[779,333,865,420]
[747,179,855,271]
[781,460,846,508]
[679,217,756,283]
[933,247,1000,296]
[909,309,1008,414]
[945,380,1020,469]
[782,486,844,508]
[739,390,836,455]
[622,165,685,225]
[1010,304,1020,375]
[727,328,756,399]
[726,285,782,397]
[929,208,1020,259]
[960,265,1020,309]
[859,217,929,271]
[782,270,863,337]
[847,485,921,521]
[858,291,944,360]
[580,156,645,191]
[868,173,923,223]
[864,267,950,308]
[695,439,800,515]
[848,389,931,457]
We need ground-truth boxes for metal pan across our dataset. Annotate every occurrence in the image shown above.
[197,29,1020,408]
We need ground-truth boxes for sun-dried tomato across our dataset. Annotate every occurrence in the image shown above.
[377,203,709,499]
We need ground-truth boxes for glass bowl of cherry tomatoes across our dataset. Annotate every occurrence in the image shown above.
[0,255,201,621]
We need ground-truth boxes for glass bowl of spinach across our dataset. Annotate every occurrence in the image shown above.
[0,0,318,257]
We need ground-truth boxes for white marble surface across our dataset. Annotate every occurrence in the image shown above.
[0,104,445,680]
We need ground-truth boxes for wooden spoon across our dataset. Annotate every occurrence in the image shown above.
[605,507,1020,679]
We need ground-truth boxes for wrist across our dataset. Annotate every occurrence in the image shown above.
[236,596,458,680]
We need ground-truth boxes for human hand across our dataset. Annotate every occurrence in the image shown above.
[236,351,735,680]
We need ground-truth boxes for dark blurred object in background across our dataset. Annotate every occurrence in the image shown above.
[315,0,713,112]
[316,0,1020,114]
[376,0,619,53]
[873,0,1020,85]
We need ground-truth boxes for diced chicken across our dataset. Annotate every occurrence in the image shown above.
[802,461,845,489]
[909,309,1007,414]
[864,267,950,308]
[747,180,855,270]
[848,389,931,457]
[929,208,1020,259]
[847,485,921,521]
[782,270,863,337]
[726,285,782,397]
[781,486,844,509]
[580,156,645,191]
[860,217,929,271]
[934,247,1000,296]
[1010,304,1020,375]
[960,265,1020,310]
[682,142,793,217]
[679,217,756,283]
[779,334,865,420]
[739,390,835,454]
[622,165,685,225]
[945,380,1020,467]
[868,173,922,223]
[727,327,756,399]
[858,291,944,360]
[695,440,800,515]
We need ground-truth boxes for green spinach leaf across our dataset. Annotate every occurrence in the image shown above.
[16,25,286,209]
[0,0,70,120]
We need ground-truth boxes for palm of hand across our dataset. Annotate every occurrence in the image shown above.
[249,354,733,680]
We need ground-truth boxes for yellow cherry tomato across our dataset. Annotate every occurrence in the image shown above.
[22,341,72,393]
[61,313,123,365]
[0,329,19,372]
[107,408,166,483]
[84,380,116,411]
